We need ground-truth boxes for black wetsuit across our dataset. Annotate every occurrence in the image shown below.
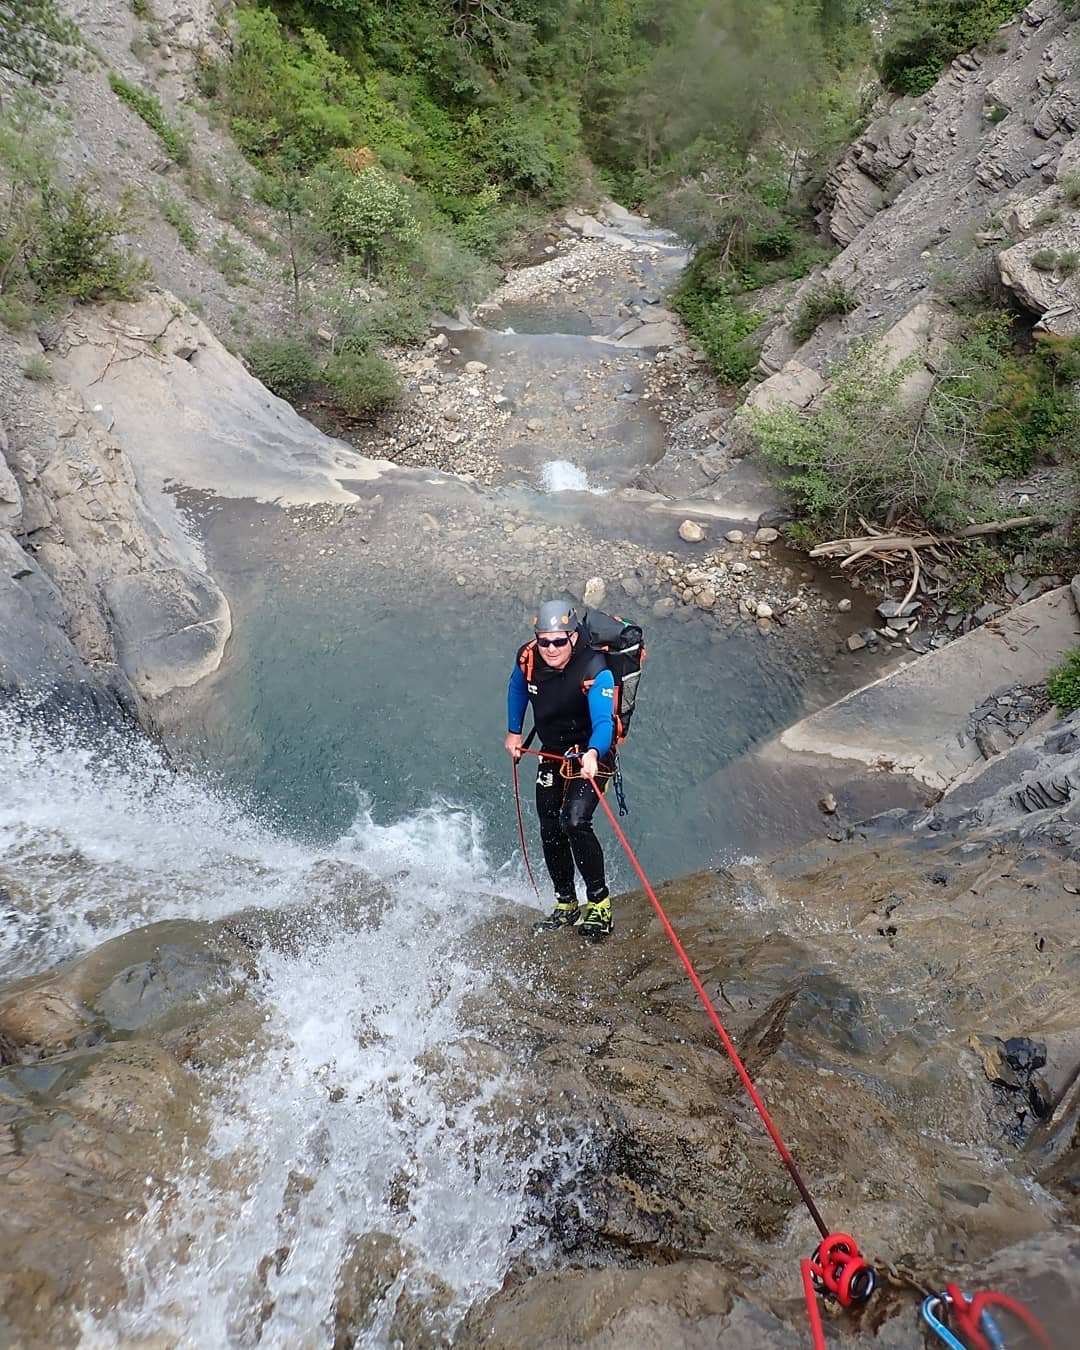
[508,639,614,903]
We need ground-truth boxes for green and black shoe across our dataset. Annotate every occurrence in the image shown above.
[579,896,613,942]
[533,899,580,932]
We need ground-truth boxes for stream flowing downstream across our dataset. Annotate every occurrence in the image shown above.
[1,212,922,1347]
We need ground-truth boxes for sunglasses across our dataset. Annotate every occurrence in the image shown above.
[536,635,571,648]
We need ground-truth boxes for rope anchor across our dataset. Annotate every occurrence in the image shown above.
[806,1233,877,1307]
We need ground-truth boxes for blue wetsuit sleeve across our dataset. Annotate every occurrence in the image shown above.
[587,668,615,756]
[507,665,528,734]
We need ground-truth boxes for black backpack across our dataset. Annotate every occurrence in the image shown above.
[518,608,646,742]
[578,608,645,742]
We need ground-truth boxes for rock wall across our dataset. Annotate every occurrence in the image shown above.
[755,1,1080,407]
[0,318,231,721]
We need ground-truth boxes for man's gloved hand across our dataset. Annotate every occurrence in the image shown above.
[580,749,599,778]
[504,732,523,760]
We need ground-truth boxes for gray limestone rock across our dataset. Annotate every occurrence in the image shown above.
[104,567,231,698]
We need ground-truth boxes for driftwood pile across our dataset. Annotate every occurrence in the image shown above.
[809,516,1048,614]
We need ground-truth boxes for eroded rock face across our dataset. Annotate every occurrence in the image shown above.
[0,345,231,715]
[0,1039,204,1346]
[755,3,1080,407]
[450,713,1080,1345]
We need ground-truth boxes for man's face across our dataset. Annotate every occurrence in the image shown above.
[536,629,576,670]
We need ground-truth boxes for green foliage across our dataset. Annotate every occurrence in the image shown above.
[246,337,320,399]
[943,542,1009,609]
[1047,648,1080,714]
[980,331,1080,474]
[27,184,148,302]
[0,297,34,330]
[791,280,858,343]
[880,0,1026,96]
[325,348,402,415]
[1062,175,1080,207]
[21,354,52,382]
[740,316,1080,536]
[209,232,248,285]
[0,0,81,85]
[158,193,197,251]
[109,75,190,163]
[672,272,762,384]
[322,167,420,269]
[738,340,957,533]
[1031,248,1058,272]
[1032,207,1061,228]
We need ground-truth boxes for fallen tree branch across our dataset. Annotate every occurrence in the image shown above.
[809,515,1048,559]
[900,547,920,613]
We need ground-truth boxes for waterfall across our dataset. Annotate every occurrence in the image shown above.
[0,711,581,1347]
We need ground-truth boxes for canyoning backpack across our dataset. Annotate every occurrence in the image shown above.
[518,608,646,743]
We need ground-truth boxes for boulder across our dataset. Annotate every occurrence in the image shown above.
[583,576,607,608]
[678,520,706,543]
[999,230,1080,334]
[0,422,21,530]
[104,566,231,697]
[744,362,826,413]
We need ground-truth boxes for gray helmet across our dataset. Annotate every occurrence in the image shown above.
[533,600,578,633]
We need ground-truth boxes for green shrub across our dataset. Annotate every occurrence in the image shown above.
[880,1,1026,96]
[210,232,248,285]
[672,275,762,384]
[158,193,197,251]
[1032,207,1061,228]
[322,168,420,271]
[325,348,402,415]
[0,297,34,330]
[1031,248,1058,272]
[108,73,189,162]
[21,354,52,381]
[1058,250,1079,276]
[943,542,1009,609]
[986,104,1009,124]
[246,337,320,400]
[1061,174,1080,207]
[1047,648,1080,713]
[738,334,1014,534]
[791,280,858,343]
[27,183,148,302]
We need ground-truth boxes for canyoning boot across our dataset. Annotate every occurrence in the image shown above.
[579,896,613,943]
[533,898,580,932]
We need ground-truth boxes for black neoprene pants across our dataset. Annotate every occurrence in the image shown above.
[534,752,610,903]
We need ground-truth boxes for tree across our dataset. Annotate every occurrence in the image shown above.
[0,1,80,86]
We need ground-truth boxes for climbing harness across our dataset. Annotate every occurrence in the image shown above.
[510,746,1056,1349]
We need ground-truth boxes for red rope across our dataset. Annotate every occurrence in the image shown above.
[801,1259,828,1350]
[944,1284,1052,1350]
[511,755,539,898]
[514,749,1050,1350]
[519,747,830,1238]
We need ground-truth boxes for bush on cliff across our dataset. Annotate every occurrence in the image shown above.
[880,0,1028,96]
[1048,648,1080,714]
[246,337,320,401]
[739,315,1080,537]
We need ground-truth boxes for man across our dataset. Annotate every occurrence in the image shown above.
[504,601,615,941]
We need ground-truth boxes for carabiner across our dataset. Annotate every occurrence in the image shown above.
[923,1295,968,1350]
[921,1292,1008,1350]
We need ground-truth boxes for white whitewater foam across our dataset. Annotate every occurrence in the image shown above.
[539,459,608,494]
[0,712,570,1347]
